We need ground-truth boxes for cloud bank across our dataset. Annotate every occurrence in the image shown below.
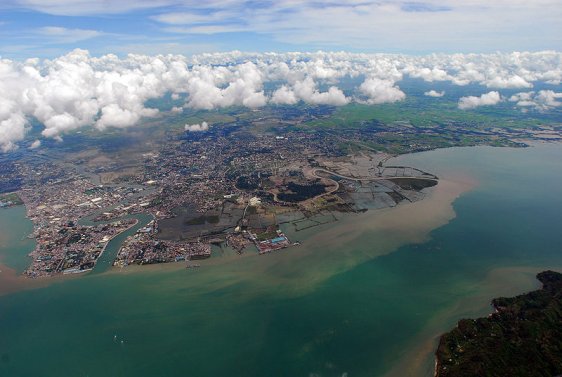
[1,49,562,151]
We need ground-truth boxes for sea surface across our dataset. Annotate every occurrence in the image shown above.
[1,143,562,377]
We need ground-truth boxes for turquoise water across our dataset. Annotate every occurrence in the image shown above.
[0,205,35,274]
[91,213,154,274]
[1,144,562,377]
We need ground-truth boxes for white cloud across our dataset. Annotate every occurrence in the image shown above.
[271,85,298,105]
[510,90,562,109]
[536,90,562,107]
[152,11,234,25]
[359,78,405,104]
[2,0,560,54]
[144,0,562,52]
[484,75,532,89]
[163,25,248,34]
[185,121,209,132]
[30,139,41,149]
[291,77,349,106]
[509,91,536,107]
[38,26,102,43]
[12,0,173,16]
[458,91,501,110]
[405,67,451,82]
[0,49,561,151]
[184,62,268,109]
[424,90,445,97]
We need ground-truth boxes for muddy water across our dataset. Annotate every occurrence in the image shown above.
[1,144,561,377]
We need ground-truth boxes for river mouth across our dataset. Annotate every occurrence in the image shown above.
[90,213,154,274]
[1,144,562,377]
[0,159,469,298]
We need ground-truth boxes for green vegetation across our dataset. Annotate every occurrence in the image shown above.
[388,178,437,191]
[436,270,562,377]
[278,182,326,202]
[0,192,23,207]
[185,215,220,226]
[173,110,237,129]
[256,230,278,241]
[303,101,546,129]
[246,206,257,215]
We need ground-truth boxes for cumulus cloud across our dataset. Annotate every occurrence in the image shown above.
[30,139,41,149]
[1,49,562,151]
[424,90,445,97]
[404,66,451,82]
[536,90,562,108]
[184,62,267,109]
[458,91,502,110]
[484,75,532,89]
[291,77,349,106]
[359,78,405,104]
[185,121,209,132]
[271,85,298,105]
[509,91,536,107]
[510,90,562,110]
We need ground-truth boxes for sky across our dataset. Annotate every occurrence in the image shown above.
[1,0,561,59]
[0,1,561,152]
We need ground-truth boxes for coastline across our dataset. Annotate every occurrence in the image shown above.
[382,265,557,377]
[0,261,70,296]
[0,209,148,296]
[2,144,562,377]
[0,166,476,299]
[103,174,477,301]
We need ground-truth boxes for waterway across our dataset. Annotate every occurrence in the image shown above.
[90,213,154,274]
[1,143,562,377]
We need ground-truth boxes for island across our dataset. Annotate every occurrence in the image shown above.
[435,270,562,377]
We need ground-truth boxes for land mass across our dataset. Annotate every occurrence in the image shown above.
[435,270,562,377]
[1,102,560,278]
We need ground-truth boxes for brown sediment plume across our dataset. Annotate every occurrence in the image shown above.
[0,263,48,296]
[271,175,478,282]
[309,176,476,250]
[104,174,477,300]
[0,173,475,299]
[0,260,83,297]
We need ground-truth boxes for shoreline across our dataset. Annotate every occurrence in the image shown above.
[382,265,557,377]
[0,210,148,296]
[0,161,477,298]
[102,174,477,301]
